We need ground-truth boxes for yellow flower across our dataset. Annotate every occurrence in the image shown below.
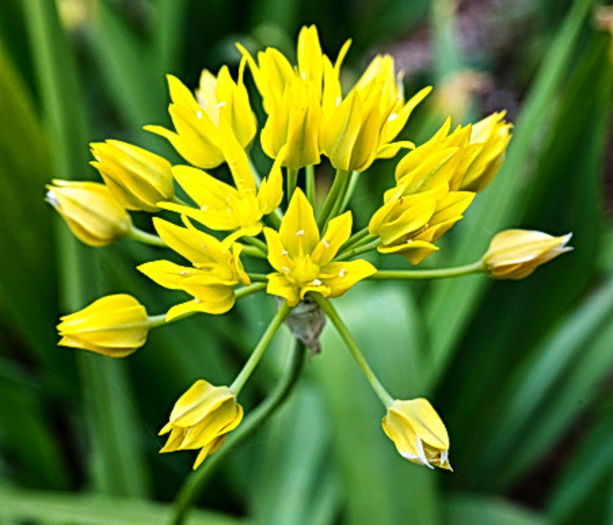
[368,125,476,264]
[57,294,149,357]
[239,25,350,168]
[260,77,322,168]
[320,54,431,172]
[382,398,452,470]
[46,179,132,247]
[264,188,376,306]
[459,112,512,191]
[144,67,256,169]
[394,114,512,192]
[137,217,250,320]
[90,140,174,212]
[159,126,283,239]
[483,229,573,279]
[159,379,243,469]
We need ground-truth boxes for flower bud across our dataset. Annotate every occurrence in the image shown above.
[90,140,174,211]
[57,294,149,357]
[382,398,451,470]
[159,380,243,469]
[46,179,131,246]
[483,229,573,279]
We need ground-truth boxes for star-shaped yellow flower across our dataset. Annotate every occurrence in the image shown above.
[160,126,283,240]
[264,188,376,306]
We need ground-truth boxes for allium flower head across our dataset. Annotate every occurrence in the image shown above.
[47,25,573,479]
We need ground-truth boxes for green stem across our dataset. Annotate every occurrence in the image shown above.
[171,339,306,525]
[339,171,359,211]
[244,236,268,254]
[229,302,291,393]
[317,169,350,229]
[336,238,380,260]
[312,295,393,407]
[339,227,370,252]
[247,273,269,282]
[236,282,267,298]
[147,314,166,329]
[369,261,486,280]
[172,194,192,206]
[286,167,298,201]
[248,155,262,186]
[306,165,316,204]
[241,245,267,259]
[328,169,353,219]
[268,208,283,229]
[126,226,166,247]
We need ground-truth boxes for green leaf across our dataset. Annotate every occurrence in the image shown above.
[423,0,596,387]
[547,408,613,524]
[478,277,613,487]
[0,34,60,366]
[0,487,243,525]
[250,384,337,525]
[23,0,149,497]
[89,2,166,129]
[445,493,544,525]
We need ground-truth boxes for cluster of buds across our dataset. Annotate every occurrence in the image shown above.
[48,26,572,471]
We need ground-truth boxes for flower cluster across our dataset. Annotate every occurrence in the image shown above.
[47,26,572,471]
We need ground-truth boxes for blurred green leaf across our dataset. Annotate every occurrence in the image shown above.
[0,487,243,524]
[0,35,60,366]
[478,276,613,486]
[423,0,595,387]
[250,384,337,525]
[444,494,544,525]
[23,0,149,498]
[547,407,613,524]
[90,2,166,129]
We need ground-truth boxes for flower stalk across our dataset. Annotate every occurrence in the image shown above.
[311,294,393,407]
[230,302,291,394]
[369,261,486,280]
[172,339,307,525]
[317,168,351,229]
[127,226,167,247]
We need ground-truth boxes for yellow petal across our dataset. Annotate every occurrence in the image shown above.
[320,260,376,298]
[266,273,300,307]
[311,211,353,266]
[279,188,319,257]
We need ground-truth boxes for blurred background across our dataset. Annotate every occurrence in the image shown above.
[0,0,612,523]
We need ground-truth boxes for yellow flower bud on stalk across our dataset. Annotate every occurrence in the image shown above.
[57,294,150,357]
[382,398,452,470]
[46,179,132,246]
[483,229,573,279]
[159,380,243,469]
[145,68,256,169]
[90,140,174,212]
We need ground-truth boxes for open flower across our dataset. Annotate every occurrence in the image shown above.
[382,398,452,470]
[46,179,132,246]
[369,124,476,264]
[138,217,250,319]
[90,139,174,212]
[159,126,283,239]
[145,67,256,169]
[239,25,349,168]
[159,380,243,470]
[264,188,376,306]
[483,229,573,279]
[57,294,149,357]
